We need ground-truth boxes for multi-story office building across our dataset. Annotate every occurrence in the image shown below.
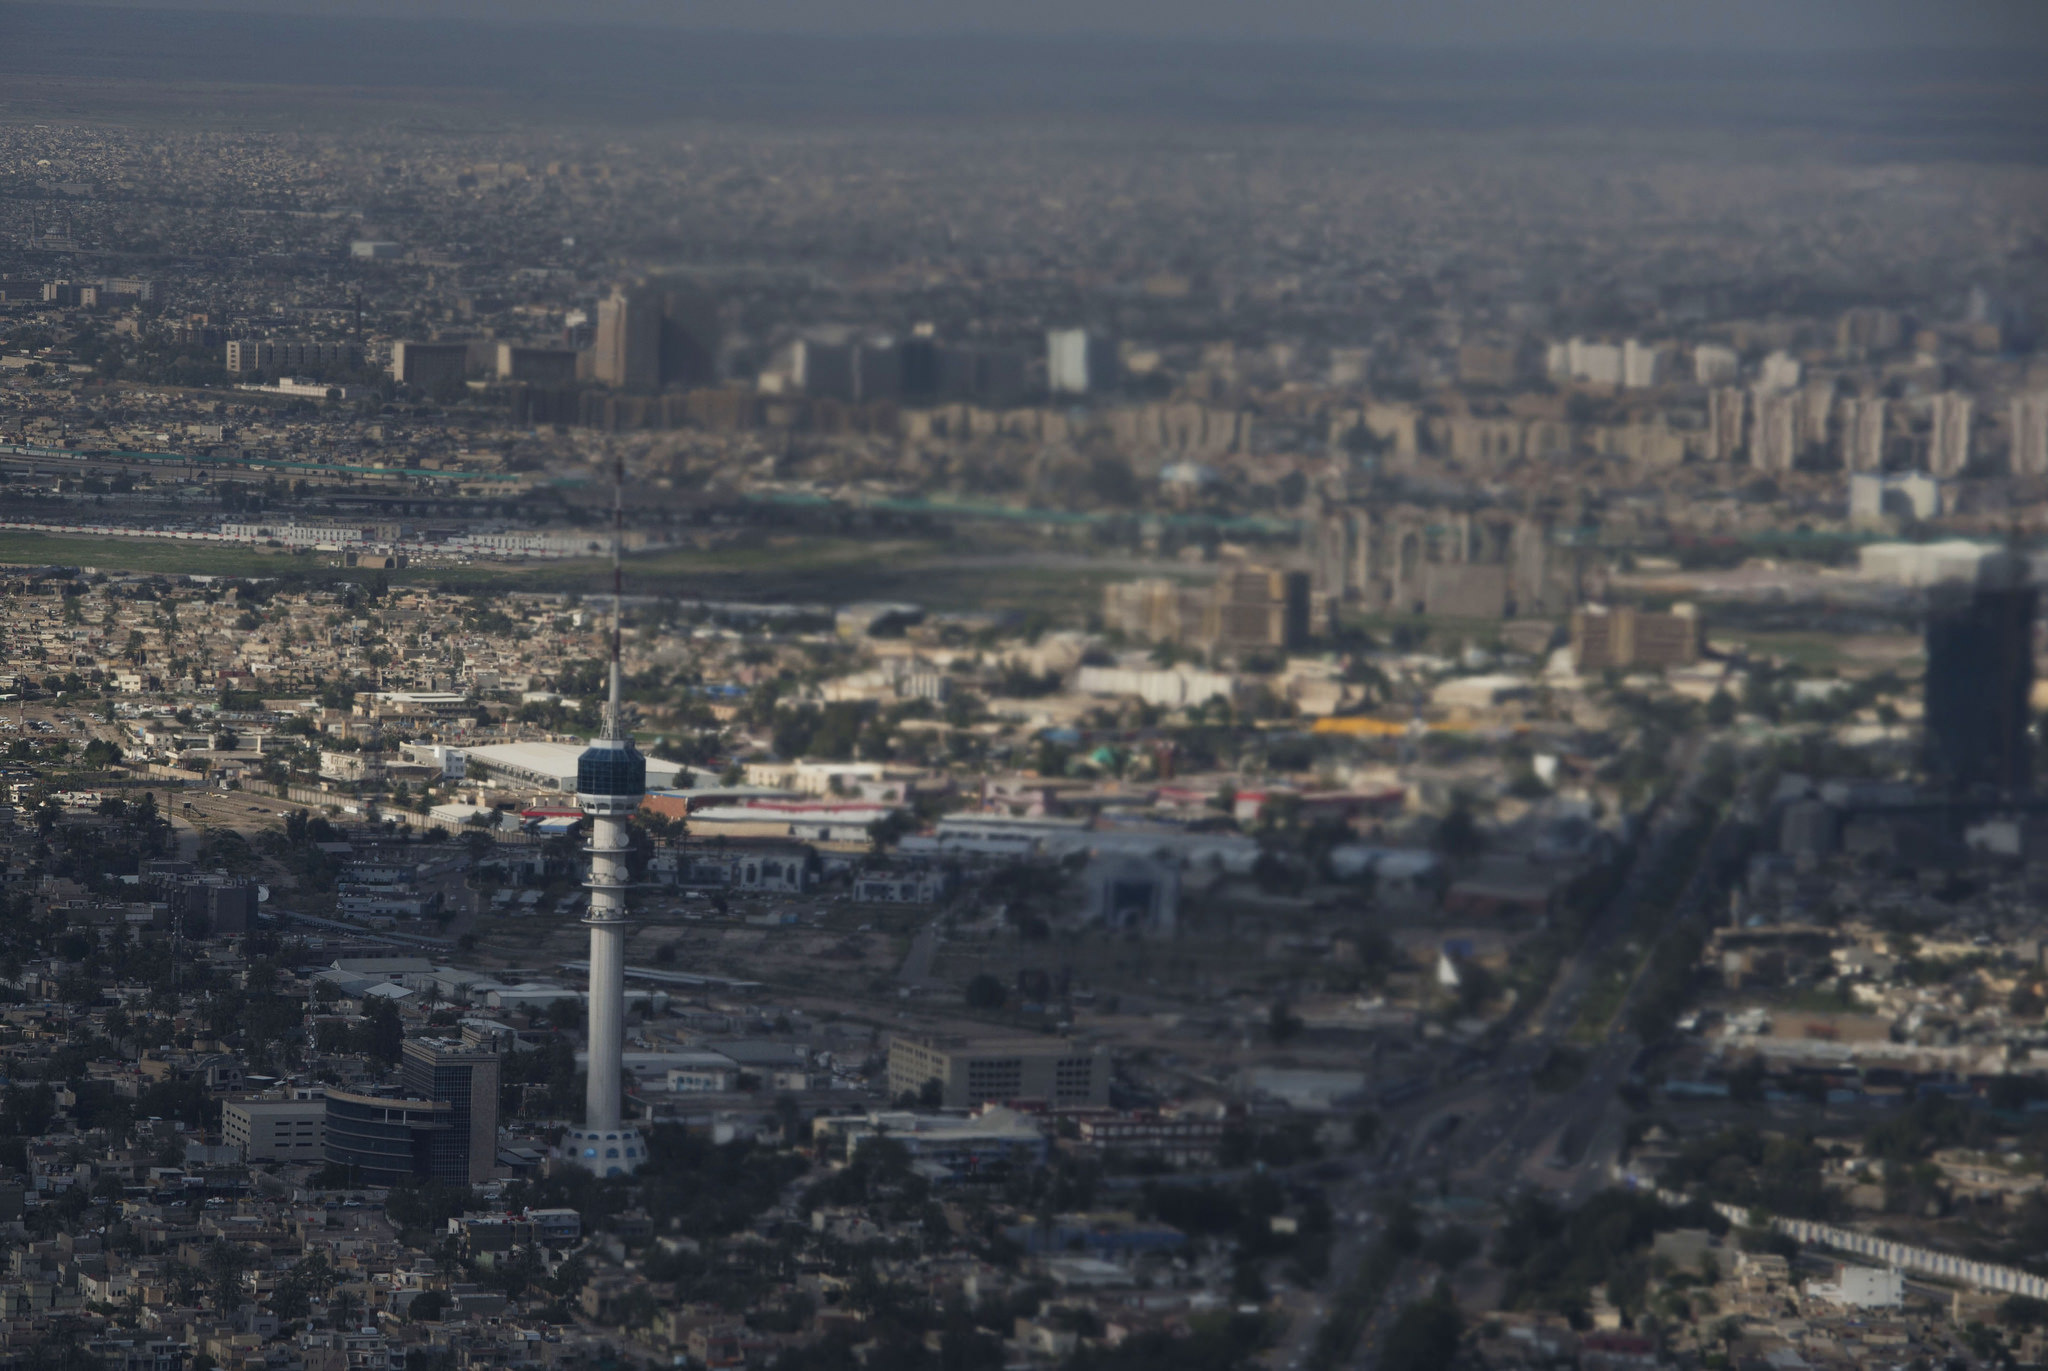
[1759,349,1802,391]
[389,341,470,394]
[322,1039,500,1187]
[322,1090,456,1187]
[223,1097,326,1164]
[400,1037,500,1188]
[1693,344,1739,386]
[1048,327,1114,395]
[1621,339,1660,389]
[1841,396,1888,472]
[792,336,899,403]
[1796,381,1834,449]
[887,1035,1109,1110]
[1546,338,1623,387]
[1748,388,1799,472]
[2012,393,2048,477]
[1102,566,1309,654]
[594,286,662,392]
[1570,604,1701,672]
[593,279,720,392]
[1204,564,1311,654]
[1707,387,1747,462]
[1929,392,1974,477]
[225,339,361,375]
[495,343,579,385]
[1102,578,1205,644]
[1925,554,2035,795]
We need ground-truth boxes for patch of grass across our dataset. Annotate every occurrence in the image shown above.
[1570,952,1637,1043]
[0,531,291,576]
[1712,632,1849,671]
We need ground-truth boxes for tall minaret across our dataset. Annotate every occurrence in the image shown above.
[564,458,645,1178]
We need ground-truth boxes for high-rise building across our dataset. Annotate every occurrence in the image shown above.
[2011,393,2048,477]
[562,480,647,1179]
[389,341,470,394]
[1621,339,1660,389]
[1924,554,2035,794]
[900,335,944,400]
[400,1038,500,1187]
[1759,350,1802,392]
[593,286,661,392]
[1929,392,1974,477]
[1707,387,1747,462]
[1841,397,1888,472]
[652,278,720,389]
[1748,388,1798,472]
[1547,338,1624,387]
[791,337,899,403]
[1048,327,1114,395]
[495,343,579,385]
[322,1091,455,1187]
[1693,344,1740,386]
[1796,381,1835,449]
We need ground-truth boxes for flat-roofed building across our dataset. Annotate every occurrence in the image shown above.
[1569,604,1700,672]
[223,1097,326,1164]
[495,342,579,385]
[1076,1110,1227,1166]
[401,1037,501,1187]
[464,741,684,794]
[389,340,470,394]
[323,1090,454,1187]
[887,1035,1109,1110]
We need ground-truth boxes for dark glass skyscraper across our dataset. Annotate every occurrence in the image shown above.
[400,1038,501,1187]
[1925,553,2036,795]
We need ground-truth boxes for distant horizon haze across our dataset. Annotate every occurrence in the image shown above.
[5,0,2047,151]
[38,0,2048,48]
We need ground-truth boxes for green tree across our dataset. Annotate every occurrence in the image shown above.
[354,996,404,1066]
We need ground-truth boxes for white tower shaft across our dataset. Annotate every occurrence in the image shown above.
[584,810,628,1131]
[566,450,644,1176]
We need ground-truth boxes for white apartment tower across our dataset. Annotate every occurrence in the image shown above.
[1928,392,1974,477]
[1047,327,1099,395]
[1693,344,1739,386]
[2010,393,2048,477]
[1759,350,1802,392]
[1621,339,1660,389]
[1708,387,1747,462]
[1749,388,1799,473]
[1840,397,1888,472]
[1796,381,1835,449]
[593,286,660,393]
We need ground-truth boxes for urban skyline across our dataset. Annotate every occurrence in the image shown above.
[0,4,2043,1371]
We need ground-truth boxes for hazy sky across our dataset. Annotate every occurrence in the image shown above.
[68,0,2048,48]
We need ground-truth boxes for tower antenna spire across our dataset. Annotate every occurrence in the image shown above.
[605,451,624,740]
